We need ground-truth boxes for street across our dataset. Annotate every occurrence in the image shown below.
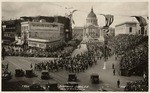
[2,44,143,91]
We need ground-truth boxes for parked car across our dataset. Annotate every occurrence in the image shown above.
[41,70,50,80]
[68,73,77,82]
[26,69,34,78]
[15,69,25,77]
[90,73,99,84]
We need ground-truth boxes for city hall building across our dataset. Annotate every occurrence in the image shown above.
[73,8,115,43]
[21,20,64,49]
[83,8,104,43]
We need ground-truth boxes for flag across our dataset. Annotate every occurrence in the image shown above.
[100,14,114,27]
[132,16,147,27]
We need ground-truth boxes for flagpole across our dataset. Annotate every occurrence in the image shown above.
[99,14,114,70]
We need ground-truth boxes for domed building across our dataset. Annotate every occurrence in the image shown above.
[86,7,98,26]
[83,7,104,43]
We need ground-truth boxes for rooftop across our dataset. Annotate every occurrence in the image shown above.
[115,21,137,27]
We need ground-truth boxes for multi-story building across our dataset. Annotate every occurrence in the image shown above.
[20,16,71,42]
[21,21,64,49]
[2,19,21,44]
[2,15,72,46]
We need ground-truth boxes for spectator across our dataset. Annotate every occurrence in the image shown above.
[117,79,120,88]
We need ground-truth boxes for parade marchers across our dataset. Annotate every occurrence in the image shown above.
[2,34,148,91]
[34,52,97,73]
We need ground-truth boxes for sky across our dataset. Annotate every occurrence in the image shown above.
[2,2,148,27]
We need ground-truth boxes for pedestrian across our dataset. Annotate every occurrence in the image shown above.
[30,63,33,69]
[2,47,6,60]
[113,69,115,75]
[115,56,117,60]
[112,63,114,69]
[6,63,9,69]
[117,79,120,88]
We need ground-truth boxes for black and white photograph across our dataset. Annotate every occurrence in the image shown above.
[1,1,149,91]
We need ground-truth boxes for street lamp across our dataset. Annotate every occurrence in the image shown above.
[102,26,109,70]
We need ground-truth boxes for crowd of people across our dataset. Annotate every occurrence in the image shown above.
[107,34,148,75]
[124,80,148,91]
[111,34,148,55]
[34,52,97,73]
[86,42,112,61]
[3,40,81,58]
[120,41,148,71]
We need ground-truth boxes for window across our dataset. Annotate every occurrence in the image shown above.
[129,27,132,33]
[139,30,140,34]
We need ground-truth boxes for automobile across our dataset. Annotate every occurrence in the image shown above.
[29,83,45,91]
[2,70,12,80]
[46,82,60,91]
[90,73,99,84]
[68,73,77,82]
[15,69,25,77]
[41,70,50,80]
[25,69,34,78]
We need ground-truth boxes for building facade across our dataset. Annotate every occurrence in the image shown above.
[2,19,21,44]
[2,15,71,46]
[21,16,71,42]
[73,8,115,43]
[115,21,148,36]
[83,8,104,43]
[21,21,64,49]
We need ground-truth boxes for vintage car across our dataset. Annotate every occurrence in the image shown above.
[68,73,77,82]
[90,73,100,84]
[29,83,45,91]
[2,70,12,80]
[41,70,51,80]
[25,69,34,78]
[15,69,25,77]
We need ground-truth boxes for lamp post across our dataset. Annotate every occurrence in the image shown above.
[103,26,109,70]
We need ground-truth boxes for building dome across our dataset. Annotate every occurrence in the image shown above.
[87,8,97,18]
[86,7,98,26]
